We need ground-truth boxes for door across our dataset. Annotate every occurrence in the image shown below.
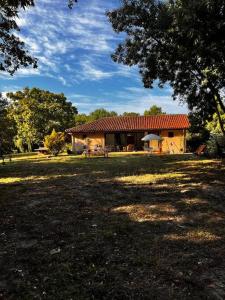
[127,135,135,145]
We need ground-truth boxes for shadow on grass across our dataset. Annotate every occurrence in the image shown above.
[0,154,225,299]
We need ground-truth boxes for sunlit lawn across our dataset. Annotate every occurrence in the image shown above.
[0,153,225,299]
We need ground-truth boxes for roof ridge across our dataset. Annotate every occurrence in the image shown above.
[98,114,187,119]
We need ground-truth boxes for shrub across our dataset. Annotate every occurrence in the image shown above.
[206,134,225,158]
[44,129,65,156]
[186,134,209,153]
[65,143,72,151]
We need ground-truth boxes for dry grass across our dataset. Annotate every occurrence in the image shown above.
[0,152,225,299]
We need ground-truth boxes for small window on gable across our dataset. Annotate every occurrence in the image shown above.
[168,132,174,138]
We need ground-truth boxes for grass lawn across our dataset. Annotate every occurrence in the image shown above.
[0,153,225,299]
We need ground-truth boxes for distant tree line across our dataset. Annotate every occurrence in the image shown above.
[75,105,165,125]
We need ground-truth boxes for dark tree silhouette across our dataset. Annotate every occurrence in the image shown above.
[108,0,225,134]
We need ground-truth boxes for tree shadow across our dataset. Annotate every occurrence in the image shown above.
[0,155,225,299]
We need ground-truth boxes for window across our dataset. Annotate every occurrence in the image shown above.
[105,134,115,146]
[168,132,174,138]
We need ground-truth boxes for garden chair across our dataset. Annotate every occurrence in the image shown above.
[194,144,207,156]
[127,144,134,152]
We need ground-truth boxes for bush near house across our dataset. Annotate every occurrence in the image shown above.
[186,134,207,153]
[206,134,225,158]
[44,129,65,156]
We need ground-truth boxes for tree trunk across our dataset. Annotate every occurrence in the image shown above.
[214,90,225,115]
[214,96,225,136]
[206,80,225,115]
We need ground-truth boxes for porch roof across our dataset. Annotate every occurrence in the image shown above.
[66,114,190,134]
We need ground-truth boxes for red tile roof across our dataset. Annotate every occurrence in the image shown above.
[66,114,190,134]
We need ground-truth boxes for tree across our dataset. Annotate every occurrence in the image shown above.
[1,1,36,74]
[206,110,225,135]
[0,0,76,74]
[108,0,225,135]
[0,93,16,154]
[89,108,117,121]
[75,113,90,126]
[44,129,65,156]
[7,88,77,151]
[122,112,140,117]
[144,105,165,116]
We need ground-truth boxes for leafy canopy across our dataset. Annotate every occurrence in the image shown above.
[89,108,118,121]
[144,105,165,116]
[123,112,140,116]
[75,113,90,126]
[75,105,165,125]
[0,93,16,154]
[75,109,118,126]
[108,0,225,134]
[206,110,225,135]
[7,87,77,151]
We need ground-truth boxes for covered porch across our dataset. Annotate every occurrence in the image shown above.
[105,131,162,152]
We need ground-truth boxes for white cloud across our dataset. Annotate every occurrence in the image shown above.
[68,86,188,115]
[58,76,68,86]
[16,67,40,76]
[9,0,122,84]
[80,60,113,80]
[116,65,138,78]
[0,0,187,116]
[64,64,72,72]
[15,17,27,27]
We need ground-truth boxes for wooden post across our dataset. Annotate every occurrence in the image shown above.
[102,133,105,148]
[71,135,76,152]
[183,130,186,153]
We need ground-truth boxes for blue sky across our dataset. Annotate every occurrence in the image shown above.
[0,0,187,115]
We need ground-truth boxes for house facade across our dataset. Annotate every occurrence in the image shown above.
[66,114,190,154]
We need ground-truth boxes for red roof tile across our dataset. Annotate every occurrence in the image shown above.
[66,114,190,134]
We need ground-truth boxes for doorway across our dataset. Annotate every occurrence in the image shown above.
[127,135,135,145]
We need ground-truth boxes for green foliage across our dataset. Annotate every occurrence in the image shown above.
[206,134,225,158]
[7,87,77,151]
[75,107,166,126]
[75,113,90,126]
[14,137,25,153]
[188,108,225,152]
[75,109,118,126]
[0,1,37,74]
[186,133,209,153]
[108,0,225,133]
[206,111,225,135]
[144,105,165,116]
[44,129,65,156]
[0,94,16,154]
[89,108,118,121]
[188,112,208,134]
[122,112,140,117]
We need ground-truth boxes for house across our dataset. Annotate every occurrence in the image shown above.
[66,114,190,154]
